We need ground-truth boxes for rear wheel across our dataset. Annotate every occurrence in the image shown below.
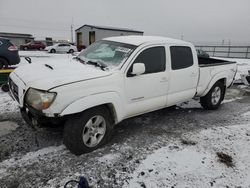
[63,106,114,155]
[0,58,8,69]
[1,84,9,92]
[69,49,74,53]
[200,81,225,110]
[23,47,28,50]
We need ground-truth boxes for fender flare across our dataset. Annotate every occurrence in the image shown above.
[59,91,124,123]
[201,72,227,97]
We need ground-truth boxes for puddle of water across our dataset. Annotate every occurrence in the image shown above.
[0,121,19,137]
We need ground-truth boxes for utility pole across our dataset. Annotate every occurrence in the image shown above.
[222,39,225,46]
[71,24,73,43]
[70,17,74,43]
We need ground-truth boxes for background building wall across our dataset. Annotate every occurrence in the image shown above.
[75,26,143,48]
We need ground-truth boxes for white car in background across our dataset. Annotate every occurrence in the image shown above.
[45,43,78,53]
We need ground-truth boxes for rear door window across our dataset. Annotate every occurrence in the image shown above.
[170,46,193,70]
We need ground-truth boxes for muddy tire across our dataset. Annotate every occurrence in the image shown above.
[200,81,225,110]
[63,106,114,155]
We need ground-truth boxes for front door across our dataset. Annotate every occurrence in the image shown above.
[124,46,168,117]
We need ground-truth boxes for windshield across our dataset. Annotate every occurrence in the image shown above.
[77,40,137,69]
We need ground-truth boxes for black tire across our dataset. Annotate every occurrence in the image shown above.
[1,84,9,92]
[0,58,8,69]
[69,49,74,53]
[39,47,43,50]
[24,47,28,50]
[63,106,114,155]
[200,81,225,110]
[50,49,56,53]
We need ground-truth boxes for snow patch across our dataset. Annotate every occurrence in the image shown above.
[98,153,121,165]
[0,92,19,114]
[0,145,66,178]
[125,124,250,188]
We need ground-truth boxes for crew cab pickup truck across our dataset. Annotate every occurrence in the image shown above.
[8,36,237,155]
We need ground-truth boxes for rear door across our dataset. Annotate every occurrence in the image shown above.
[124,45,169,117]
[167,46,199,105]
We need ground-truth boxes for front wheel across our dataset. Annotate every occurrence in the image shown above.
[63,106,114,155]
[200,81,225,110]
[50,49,56,53]
[69,49,74,53]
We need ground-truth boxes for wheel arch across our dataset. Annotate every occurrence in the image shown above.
[0,56,9,63]
[201,74,227,97]
[59,92,123,124]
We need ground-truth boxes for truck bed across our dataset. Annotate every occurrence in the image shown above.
[198,57,236,67]
[196,57,237,97]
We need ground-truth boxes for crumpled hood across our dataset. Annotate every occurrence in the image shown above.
[12,58,112,90]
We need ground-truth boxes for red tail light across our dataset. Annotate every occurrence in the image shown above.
[8,45,18,51]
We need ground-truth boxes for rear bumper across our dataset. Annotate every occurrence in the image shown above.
[8,54,20,65]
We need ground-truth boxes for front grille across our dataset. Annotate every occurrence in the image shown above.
[9,78,19,102]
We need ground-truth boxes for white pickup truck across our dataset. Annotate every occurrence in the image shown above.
[9,36,237,154]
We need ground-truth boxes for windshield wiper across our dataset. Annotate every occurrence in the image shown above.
[74,56,85,64]
[86,60,107,70]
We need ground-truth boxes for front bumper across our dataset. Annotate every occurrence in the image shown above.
[20,106,64,127]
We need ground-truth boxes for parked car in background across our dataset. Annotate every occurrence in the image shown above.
[196,49,210,58]
[45,43,78,53]
[0,37,20,68]
[20,41,46,50]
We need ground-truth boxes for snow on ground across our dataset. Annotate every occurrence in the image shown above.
[0,91,18,115]
[125,123,250,188]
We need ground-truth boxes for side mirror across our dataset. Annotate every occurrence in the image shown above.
[131,63,145,76]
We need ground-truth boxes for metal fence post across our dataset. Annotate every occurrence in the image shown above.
[213,46,216,56]
[246,46,249,59]
[228,46,231,57]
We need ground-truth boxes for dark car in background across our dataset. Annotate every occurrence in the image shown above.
[196,49,210,58]
[0,37,20,68]
[20,41,46,50]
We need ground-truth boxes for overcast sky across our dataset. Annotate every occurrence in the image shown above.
[0,0,250,45]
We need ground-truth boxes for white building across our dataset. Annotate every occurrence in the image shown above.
[75,24,143,49]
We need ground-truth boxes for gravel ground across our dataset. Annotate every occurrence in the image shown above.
[0,84,250,188]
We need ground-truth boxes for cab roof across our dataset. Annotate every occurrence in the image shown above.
[104,35,191,46]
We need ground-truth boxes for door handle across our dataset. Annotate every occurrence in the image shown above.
[160,77,168,82]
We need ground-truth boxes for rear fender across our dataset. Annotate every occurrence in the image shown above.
[201,72,227,96]
[59,92,124,123]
